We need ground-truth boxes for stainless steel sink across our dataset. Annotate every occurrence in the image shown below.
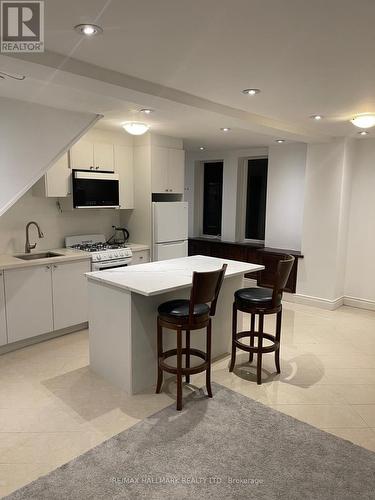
[15,252,63,261]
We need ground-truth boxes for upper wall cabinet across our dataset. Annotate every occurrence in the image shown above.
[70,139,115,172]
[33,153,71,198]
[114,145,134,209]
[151,146,184,194]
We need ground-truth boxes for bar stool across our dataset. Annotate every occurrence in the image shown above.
[156,264,227,410]
[229,255,295,384]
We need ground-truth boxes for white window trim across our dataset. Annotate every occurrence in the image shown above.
[236,155,268,243]
[194,159,224,238]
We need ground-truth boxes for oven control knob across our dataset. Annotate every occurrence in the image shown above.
[97,255,102,261]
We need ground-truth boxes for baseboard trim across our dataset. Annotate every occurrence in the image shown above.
[343,296,375,311]
[284,293,344,311]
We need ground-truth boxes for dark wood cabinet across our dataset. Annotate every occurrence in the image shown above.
[188,238,302,293]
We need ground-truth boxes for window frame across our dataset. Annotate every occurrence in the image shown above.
[236,155,268,244]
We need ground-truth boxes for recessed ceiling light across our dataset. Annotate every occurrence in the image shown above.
[122,122,150,135]
[74,24,103,36]
[359,130,369,136]
[311,114,323,120]
[199,146,205,150]
[221,127,231,132]
[351,114,375,129]
[140,108,153,114]
[242,88,261,96]
[275,139,285,144]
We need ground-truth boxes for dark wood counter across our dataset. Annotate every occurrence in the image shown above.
[188,237,303,293]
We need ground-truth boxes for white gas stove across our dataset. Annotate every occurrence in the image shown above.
[65,234,133,271]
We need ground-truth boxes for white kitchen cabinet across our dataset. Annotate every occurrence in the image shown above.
[115,145,134,209]
[151,146,184,193]
[52,260,91,330]
[131,250,150,265]
[94,143,114,171]
[168,148,185,193]
[70,140,114,171]
[70,139,94,171]
[0,272,7,346]
[5,265,53,343]
[33,153,71,198]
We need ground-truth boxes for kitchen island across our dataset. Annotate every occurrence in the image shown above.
[86,255,264,394]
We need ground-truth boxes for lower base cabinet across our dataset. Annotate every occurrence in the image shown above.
[0,272,7,346]
[5,265,54,343]
[4,259,90,344]
[52,260,91,330]
[131,250,150,265]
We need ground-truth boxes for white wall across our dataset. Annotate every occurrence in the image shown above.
[296,140,352,303]
[345,139,375,303]
[0,188,120,254]
[0,96,99,217]
[265,143,307,250]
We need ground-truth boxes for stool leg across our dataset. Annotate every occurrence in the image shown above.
[229,302,237,372]
[249,314,255,363]
[156,317,163,394]
[176,328,183,411]
[185,330,190,384]
[206,319,213,398]
[275,309,282,374]
[257,313,264,385]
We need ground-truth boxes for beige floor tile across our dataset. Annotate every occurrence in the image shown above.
[351,405,375,427]
[326,384,375,404]
[266,404,368,429]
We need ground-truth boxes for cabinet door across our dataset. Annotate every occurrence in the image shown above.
[70,140,94,170]
[168,149,185,193]
[52,260,91,331]
[130,250,150,265]
[93,143,114,171]
[0,272,7,346]
[5,265,53,343]
[114,145,134,209]
[45,153,71,197]
[151,146,169,193]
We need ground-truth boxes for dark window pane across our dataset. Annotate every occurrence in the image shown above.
[245,158,268,240]
[203,162,223,236]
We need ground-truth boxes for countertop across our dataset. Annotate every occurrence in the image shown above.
[86,255,264,297]
[188,237,303,257]
[0,248,90,271]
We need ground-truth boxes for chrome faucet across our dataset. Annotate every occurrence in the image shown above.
[25,221,44,253]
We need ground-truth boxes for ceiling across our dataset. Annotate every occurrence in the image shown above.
[2,0,375,149]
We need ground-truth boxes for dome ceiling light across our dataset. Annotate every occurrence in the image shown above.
[74,24,103,36]
[242,88,261,96]
[122,122,150,135]
[351,114,375,129]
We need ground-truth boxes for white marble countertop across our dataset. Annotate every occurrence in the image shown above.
[86,255,264,296]
[0,248,90,271]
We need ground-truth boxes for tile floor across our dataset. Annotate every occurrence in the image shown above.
[1,302,375,496]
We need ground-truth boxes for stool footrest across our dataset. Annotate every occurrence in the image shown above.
[234,330,279,354]
[159,347,208,375]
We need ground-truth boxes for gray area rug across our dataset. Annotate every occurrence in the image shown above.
[6,383,375,500]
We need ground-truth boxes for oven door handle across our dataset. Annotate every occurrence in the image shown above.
[93,258,132,270]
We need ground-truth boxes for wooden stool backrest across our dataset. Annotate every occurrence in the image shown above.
[272,255,295,306]
[189,264,227,322]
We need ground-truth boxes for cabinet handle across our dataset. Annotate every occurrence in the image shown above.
[96,166,99,170]
[53,264,58,269]
[90,166,94,170]
[139,256,143,260]
[46,265,51,270]
[165,189,168,192]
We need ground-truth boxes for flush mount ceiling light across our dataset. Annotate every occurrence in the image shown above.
[220,127,231,132]
[359,130,369,136]
[351,114,375,129]
[242,88,261,96]
[122,122,150,135]
[199,146,205,150]
[275,139,285,144]
[140,108,153,114]
[74,24,103,36]
[311,114,323,120]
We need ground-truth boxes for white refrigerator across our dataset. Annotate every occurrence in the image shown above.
[152,202,188,261]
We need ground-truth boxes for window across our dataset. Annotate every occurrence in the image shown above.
[245,158,268,241]
[203,162,223,236]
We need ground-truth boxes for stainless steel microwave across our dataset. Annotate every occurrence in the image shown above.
[72,170,120,209]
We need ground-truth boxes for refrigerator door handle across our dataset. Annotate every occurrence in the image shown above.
[156,240,186,246]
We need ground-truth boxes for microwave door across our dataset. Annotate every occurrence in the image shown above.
[73,171,120,208]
